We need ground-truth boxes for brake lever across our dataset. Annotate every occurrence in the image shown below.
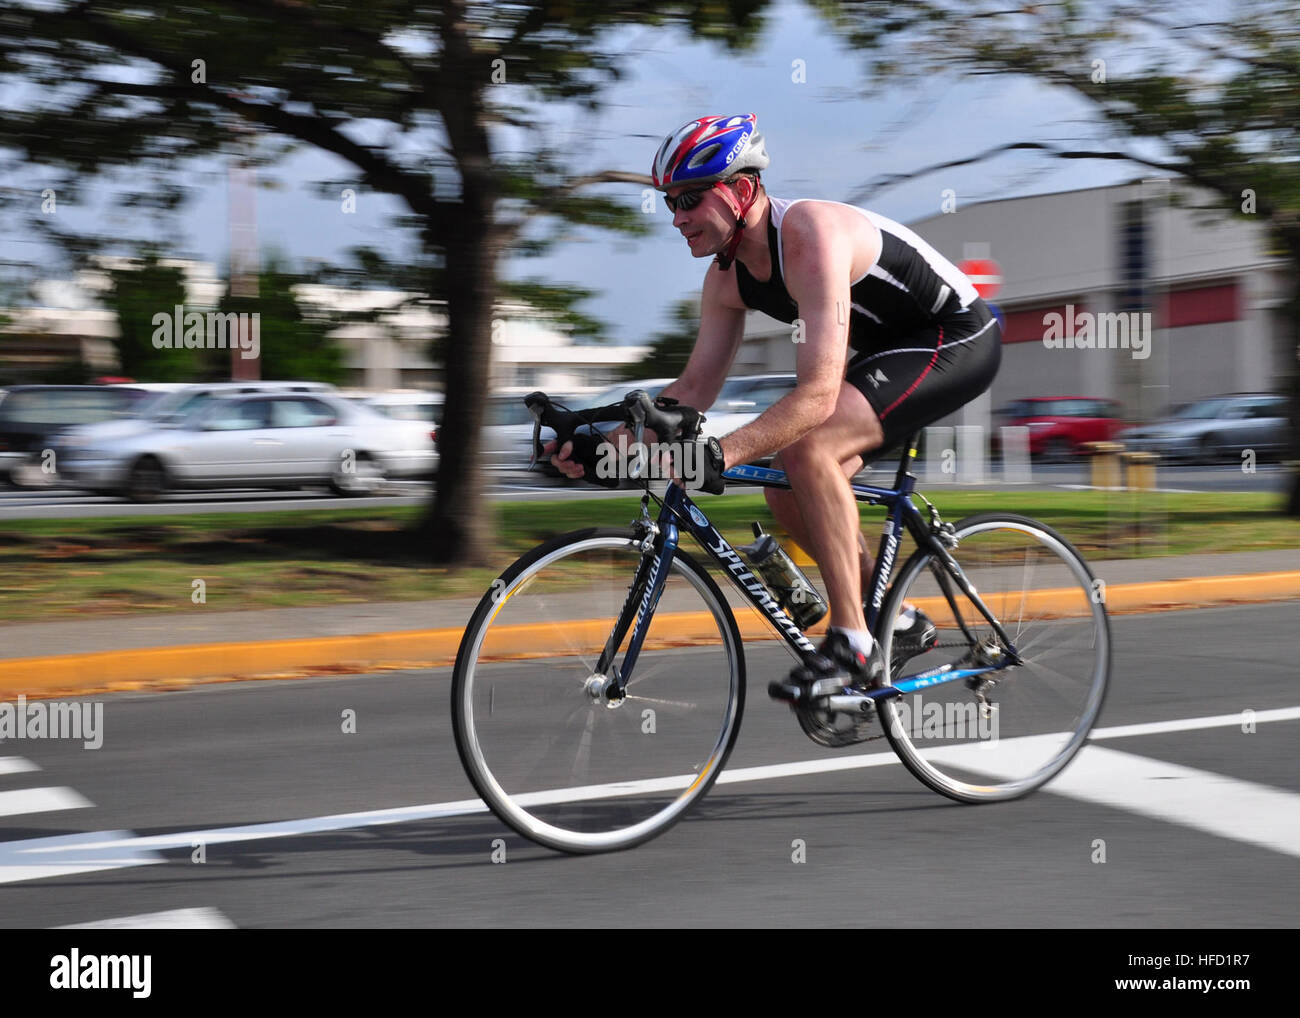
[623,390,648,481]
[524,391,547,468]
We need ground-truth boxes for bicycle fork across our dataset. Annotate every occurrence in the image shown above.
[590,515,678,706]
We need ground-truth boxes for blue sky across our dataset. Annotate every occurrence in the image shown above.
[8,0,1137,342]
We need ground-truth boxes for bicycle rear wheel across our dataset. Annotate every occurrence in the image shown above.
[451,527,745,853]
[877,513,1110,802]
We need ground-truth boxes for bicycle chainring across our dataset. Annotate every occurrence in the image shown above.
[795,699,883,748]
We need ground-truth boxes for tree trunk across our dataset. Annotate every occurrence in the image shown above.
[1279,229,1300,517]
[419,0,499,565]
[1283,314,1300,517]
[421,207,498,565]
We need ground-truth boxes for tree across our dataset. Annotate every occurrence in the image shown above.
[622,296,700,379]
[219,255,346,384]
[817,0,1300,513]
[0,1,771,562]
[104,254,201,381]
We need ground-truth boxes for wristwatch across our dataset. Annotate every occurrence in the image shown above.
[703,436,726,494]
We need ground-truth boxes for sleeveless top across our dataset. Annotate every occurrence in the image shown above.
[732,196,979,353]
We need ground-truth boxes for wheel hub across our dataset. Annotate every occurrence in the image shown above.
[583,673,626,709]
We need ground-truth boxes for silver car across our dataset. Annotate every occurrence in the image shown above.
[701,373,797,440]
[58,390,435,500]
[1118,393,1289,463]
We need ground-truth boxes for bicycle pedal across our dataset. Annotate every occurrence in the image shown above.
[767,678,806,704]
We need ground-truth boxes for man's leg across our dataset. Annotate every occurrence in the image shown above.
[764,457,878,606]
[765,383,885,636]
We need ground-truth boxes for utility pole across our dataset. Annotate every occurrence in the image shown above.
[227,93,260,380]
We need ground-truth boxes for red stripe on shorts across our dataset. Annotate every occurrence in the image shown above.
[880,326,943,419]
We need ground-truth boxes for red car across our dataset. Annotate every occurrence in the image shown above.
[992,397,1126,461]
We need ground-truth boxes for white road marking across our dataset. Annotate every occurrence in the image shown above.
[0,708,1296,883]
[0,786,92,818]
[1090,705,1300,740]
[0,830,164,884]
[58,907,235,930]
[0,757,39,776]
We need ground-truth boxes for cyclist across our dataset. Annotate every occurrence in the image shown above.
[551,113,1001,701]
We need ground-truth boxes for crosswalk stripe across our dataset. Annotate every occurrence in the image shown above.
[1057,746,1300,859]
[0,757,39,777]
[58,907,235,930]
[0,787,91,818]
[924,739,1300,860]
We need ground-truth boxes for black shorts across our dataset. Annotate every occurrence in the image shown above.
[846,299,1002,453]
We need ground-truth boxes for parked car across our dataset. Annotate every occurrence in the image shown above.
[991,397,1126,461]
[362,390,444,426]
[1118,393,1289,463]
[54,381,338,487]
[702,373,797,443]
[57,390,434,500]
[0,384,161,487]
[358,391,443,473]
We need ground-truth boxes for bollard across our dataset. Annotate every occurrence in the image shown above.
[926,425,954,484]
[1082,441,1124,489]
[955,425,987,485]
[1000,426,1032,484]
[1122,451,1160,491]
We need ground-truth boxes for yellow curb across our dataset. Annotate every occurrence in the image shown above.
[3,570,1298,701]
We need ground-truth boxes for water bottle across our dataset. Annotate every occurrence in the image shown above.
[738,522,828,629]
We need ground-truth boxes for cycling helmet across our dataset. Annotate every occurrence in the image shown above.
[650,114,769,190]
[651,114,770,269]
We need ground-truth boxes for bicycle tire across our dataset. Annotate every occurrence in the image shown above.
[876,512,1110,803]
[451,526,746,854]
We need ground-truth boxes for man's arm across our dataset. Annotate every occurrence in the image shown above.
[658,260,747,413]
[549,260,744,479]
[717,204,874,470]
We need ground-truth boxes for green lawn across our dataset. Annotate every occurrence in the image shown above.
[1,489,1296,623]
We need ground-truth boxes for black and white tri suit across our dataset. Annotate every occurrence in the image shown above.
[730,196,1002,452]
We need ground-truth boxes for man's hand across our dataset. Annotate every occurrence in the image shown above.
[545,438,587,480]
[544,432,622,488]
[548,425,661,484]
[696,436,727,495]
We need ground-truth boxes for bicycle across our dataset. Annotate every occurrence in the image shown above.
[451,390,1111,854]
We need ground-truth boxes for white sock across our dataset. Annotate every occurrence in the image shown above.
[894,606,918,631]
[830,626,874,657]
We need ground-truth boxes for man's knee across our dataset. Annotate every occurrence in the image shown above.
[779,433,826,480]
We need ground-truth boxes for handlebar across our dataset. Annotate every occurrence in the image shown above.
[523,389,705,481]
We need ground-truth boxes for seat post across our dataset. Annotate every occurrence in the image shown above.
[891,433,920,494]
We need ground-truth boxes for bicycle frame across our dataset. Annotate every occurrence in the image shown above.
[597,441,1022,702]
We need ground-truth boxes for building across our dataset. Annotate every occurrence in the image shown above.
[739,179,1291,427]
[1,259,647,393]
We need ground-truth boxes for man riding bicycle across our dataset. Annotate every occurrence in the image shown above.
[552,113,1002,701]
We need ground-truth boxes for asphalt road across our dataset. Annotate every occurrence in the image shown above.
[0,462,1289,519]
[1,603,1296,928]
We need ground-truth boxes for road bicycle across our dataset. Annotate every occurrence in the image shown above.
[451,391,1111,854]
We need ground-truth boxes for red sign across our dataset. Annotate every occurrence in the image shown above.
[959,258,1002,300]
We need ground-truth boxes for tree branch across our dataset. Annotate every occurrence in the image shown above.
[848,140,1273,219]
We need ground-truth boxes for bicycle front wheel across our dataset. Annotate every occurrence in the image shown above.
[451,527,745,854]
[877,513,1110,803]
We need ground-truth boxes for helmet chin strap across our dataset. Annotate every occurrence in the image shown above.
[711,180,759,270]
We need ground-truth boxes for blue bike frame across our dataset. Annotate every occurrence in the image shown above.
[600,442,1020,703]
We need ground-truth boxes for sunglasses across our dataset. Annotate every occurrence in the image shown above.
[663,185,714,214]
